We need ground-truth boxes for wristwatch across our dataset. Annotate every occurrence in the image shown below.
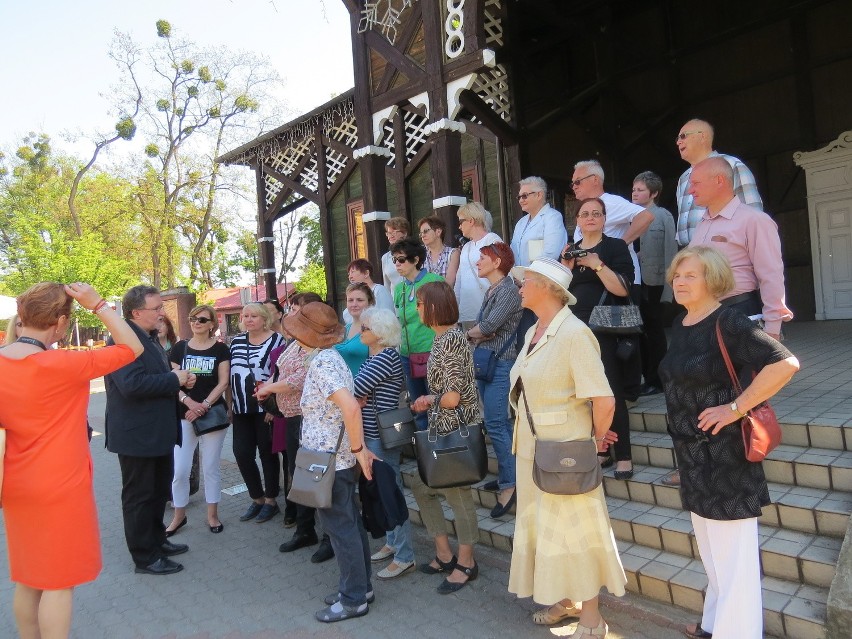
[730,401,745,418]
[593,263,604,272]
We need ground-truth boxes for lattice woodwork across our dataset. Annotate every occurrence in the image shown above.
[263,174,284,208]
[358,0,420,45]
[403,109,430,159]
[473,63,511,122]
[483,0,504,47]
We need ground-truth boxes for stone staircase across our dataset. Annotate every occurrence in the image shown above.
[399,406,852,639]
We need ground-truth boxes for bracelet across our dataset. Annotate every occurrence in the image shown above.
[593,263,604,273]
[202,399,212,408]
[179,393,188,403]
[90,299,108,313]
[594,435,606,442]
[350,445,363,454]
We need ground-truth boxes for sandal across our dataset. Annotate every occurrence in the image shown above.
[531,601,581,626]
[684,623,712,638]
[436,561,478,594]
[419,554,457,575]
[569,617,608,637]
[315,602,369,623]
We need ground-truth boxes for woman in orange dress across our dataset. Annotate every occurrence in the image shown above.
[0,282,144,639]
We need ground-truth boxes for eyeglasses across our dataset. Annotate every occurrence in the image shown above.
[577,210,605,219]
[361,325,372,332]
[676,130,703,141]
[392,256,412,264]
[458,217,471,225]
[419,228,433,236]
[189,316,212,324]
[517,191,540,201]
[142,304,164,312]
[571,175,595,187]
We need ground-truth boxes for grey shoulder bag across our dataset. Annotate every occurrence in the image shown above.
[518,379,602,495]
[287,425,345,509]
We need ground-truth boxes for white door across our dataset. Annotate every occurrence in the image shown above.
[817,198,852,319]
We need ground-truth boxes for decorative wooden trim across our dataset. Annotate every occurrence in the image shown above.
[321,135,355,158]
[794,131,852,165]
[403,140,433,178]
[365,30,426,82]
[363,210,392,223]
[458,88,518,143]
[326,160,358,203]
[261,164,320,205]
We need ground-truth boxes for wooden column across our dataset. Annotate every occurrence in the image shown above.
[429,127,465,241]
[314,125,338,307]
[255,169,277,300]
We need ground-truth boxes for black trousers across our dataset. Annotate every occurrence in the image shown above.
[598,334,632,462]
[640,284,668,387]
[285,414,318,536]
[118,453,173,567]
[232,412,280,500]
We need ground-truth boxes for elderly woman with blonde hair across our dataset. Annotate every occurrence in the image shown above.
[508,258,624,636]
[660,246,799,639]
[228,302,284,523]
[454,201,502,323]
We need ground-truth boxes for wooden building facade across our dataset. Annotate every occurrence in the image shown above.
[219,0,852,319]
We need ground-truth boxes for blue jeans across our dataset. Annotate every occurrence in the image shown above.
[365,438,415,563]
[400,354,429,431]
[315,467,372,607]
[477,359,516,490]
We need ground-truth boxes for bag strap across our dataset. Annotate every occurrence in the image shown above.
[716,317,744,395]
[596,271,635,307]
[518,382,540,441]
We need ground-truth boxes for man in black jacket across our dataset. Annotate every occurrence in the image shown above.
[105,285,195,575]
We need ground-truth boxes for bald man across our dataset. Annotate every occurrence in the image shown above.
[675,119,763,246]
[687,157,793,340]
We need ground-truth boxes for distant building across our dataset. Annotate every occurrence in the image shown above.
[201,283,294,342]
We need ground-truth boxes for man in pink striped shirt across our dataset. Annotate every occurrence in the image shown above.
[687,156,793,339]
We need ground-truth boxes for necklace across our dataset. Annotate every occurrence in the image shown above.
[17,336,48,350]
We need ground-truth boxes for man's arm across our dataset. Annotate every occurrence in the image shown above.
[622,209,654,245]
[748,213,793,337]
[732,160,763,211]
[108,355,183,399]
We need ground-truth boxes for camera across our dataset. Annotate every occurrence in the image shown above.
[561,247,588,261]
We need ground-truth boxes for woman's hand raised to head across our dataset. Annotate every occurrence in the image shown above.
[64,282,103,310]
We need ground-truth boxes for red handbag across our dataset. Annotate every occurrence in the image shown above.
[716,319,781,462]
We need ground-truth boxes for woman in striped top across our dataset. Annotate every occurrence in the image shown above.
[466,242,522,518]
[419,216,460,287]
[352,307,415,580]
[228,303,284,523]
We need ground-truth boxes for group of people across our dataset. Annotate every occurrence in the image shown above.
[0,118,799,639]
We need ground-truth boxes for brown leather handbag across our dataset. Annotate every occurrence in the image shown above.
[716,319,781,462]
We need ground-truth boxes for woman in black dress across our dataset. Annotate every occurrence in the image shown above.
[561,197,635,479]
[659,246,799,639]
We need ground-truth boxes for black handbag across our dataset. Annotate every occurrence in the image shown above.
[192,403,230,436]
[414,405,487,489]
[518,381,602,495]
[588,272,643,335]
[374,392,416,449]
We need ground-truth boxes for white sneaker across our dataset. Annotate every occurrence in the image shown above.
[370,546,394,562]
[377,560,416,580]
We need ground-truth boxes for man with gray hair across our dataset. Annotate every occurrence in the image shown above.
[675,118,762,246]
[571,159,654,286]
[105,285,196,575]
[510,176,567,266]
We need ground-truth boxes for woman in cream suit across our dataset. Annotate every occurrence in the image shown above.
[507,258,625,638]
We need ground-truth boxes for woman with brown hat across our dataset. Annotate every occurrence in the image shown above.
[281,302,378,623]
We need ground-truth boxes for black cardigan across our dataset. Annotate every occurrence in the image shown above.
[568,234,634,324]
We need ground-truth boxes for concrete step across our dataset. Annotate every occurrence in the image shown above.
[601,464,852,539]
[626,433,852,492]
[628,399,851,452]
[400,485,828,639]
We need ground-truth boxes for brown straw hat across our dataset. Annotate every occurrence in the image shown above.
[281,301,344,348]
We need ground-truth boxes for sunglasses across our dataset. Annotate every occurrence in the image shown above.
[571,174,595,187]
[517,191,540,201]
[361,325,372,332]
[676,130,703,141]
[577,210,604,219]
[392,256,413,264]
[189,316,212,324]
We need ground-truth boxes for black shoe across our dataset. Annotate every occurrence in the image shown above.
[283,516,297,528]
[165,516,187,538]
[239,502,263,521]
[135,557,183,575]
[279,532,318,553]
[490,489,516,518]
[481,479,499,491]
[160,540,189,556]
[639,383,663,397]
[419,554,457,575]
[255,503,280,523]
[209,523,224,534]
[598,454,614,469]
[437,561,478,594]
[324,590,376,605]
[311,537,335,563]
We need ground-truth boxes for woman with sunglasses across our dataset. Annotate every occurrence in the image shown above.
[419,216,460,287]
[561,198,636,481]
[454,202,502,324]
[389,237,443,431]
[166,305,231,535]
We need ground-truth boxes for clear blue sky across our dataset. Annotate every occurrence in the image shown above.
[0,0,354,152]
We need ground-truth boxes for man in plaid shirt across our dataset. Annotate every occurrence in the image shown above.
[675,119,763,247]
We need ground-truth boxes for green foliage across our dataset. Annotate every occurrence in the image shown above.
[296,262,327,299]
[180,59,194,73]
[234,95,258,113]
[155,98,169,112]
[144,143,160,157]
[156,20,171,38]
[115,116,136,140]
[198,66,211,83]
